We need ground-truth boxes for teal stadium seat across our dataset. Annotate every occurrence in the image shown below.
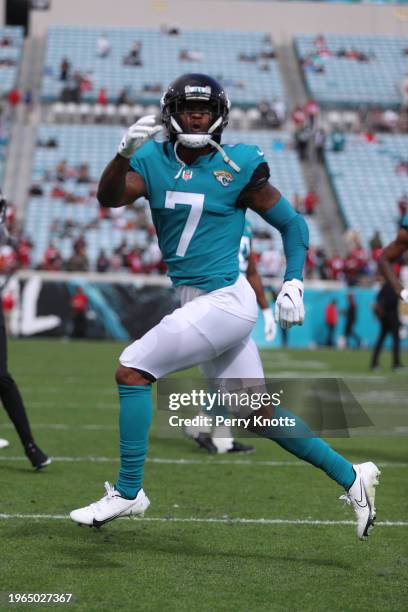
[42,26,285,106]
[325,134,408,245]
[295,34,408,108]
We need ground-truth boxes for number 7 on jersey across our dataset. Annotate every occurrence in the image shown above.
[164,191,204,257]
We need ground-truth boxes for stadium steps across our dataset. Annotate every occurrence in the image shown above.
[277,44,307,106]
[277,43,345,255]
[2,35,45,214]
[301,156,346,255]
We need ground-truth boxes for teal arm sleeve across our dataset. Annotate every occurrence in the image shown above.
[259,196,309,281]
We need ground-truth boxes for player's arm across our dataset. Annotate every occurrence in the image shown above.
[97,156,146,207]
[97,115,161,208]
[246,252,276,341]
[245,177,309,329]
[378,227,408,302]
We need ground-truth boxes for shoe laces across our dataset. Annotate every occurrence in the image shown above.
[90,481,117,512]
[339,493,351,505]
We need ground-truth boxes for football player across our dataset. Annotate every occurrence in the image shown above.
[70,74,380,539]
[0,193,51,469]
[378,213,408,304]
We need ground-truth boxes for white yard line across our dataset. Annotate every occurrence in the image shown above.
[0,456,407,467]
[0,514,406,526]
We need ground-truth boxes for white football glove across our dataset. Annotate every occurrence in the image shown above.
[401,288,408,304]
[262,308,277,342]
[118,115,162,159]
[275,279,305,329]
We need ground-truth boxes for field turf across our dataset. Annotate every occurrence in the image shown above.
[0,340,407,611]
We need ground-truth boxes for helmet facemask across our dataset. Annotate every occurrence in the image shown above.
[161,89,230,148]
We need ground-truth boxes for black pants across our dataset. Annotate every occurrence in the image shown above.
[71,312,87,338]
[0,324,34,446]
[345,322,361,348]
[326,324,335,347]
[370,317,401,369]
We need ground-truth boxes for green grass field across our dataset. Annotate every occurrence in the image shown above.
[0,340,407,611]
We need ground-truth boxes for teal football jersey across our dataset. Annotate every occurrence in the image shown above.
[130,141,264,291]
[239,218,253,274]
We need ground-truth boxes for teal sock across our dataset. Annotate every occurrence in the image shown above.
[116,384,153,499]
[264,406,355,489]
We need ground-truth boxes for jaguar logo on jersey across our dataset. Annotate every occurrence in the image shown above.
[213,170,233,187]
[182,169,193,181]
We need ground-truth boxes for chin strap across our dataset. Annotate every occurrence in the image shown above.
[173,138,241,179]
[208,139,241,173]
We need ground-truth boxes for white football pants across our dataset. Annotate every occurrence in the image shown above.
[119,275,265,379]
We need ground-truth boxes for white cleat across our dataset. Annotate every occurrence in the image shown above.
[340,462,381,540]
[70,482,150,527]
[0,438,10,449]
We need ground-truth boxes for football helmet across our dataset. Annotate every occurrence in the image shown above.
[161,73,230,148]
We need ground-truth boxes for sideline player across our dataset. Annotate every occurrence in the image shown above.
[185,217,276,453]
[0,193,51,469]
[378,213,408,304]
[70,74,380,539]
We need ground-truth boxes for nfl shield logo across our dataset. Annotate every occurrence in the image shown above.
[182,169,193,181]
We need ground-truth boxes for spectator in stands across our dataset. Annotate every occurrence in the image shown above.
[23,89,33,121]
[313,127,326,163]
[325,300,338,347]
[328,252,344,281]
[56,159,67,182]
[294,124,312,161]
[65,243,89,272]
[160,24,180,36]
[70,287,89,339]
[8,88,21,108]
[304,99,319,129]
[303,190,319,216]
[96,249,110,273]
[41,242,63,271]
[395,159,408,175]
[179,49,203,62]
[123,41,143,66]
[77,163,91,184]
[127,248,143,273]
[97,88,108,106]
[0,36,12,47]
[258,101,279,128]
[330,128,346,153]
[59,57,71,81]
[271,99,286,125]
[96,33,111,58]
[292,105,306,128]
[117,87,132,106]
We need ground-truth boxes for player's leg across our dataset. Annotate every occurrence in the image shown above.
[370,321,387,369]
[0,322,50,469]
[70,296,255,526]
[207,337,380,539]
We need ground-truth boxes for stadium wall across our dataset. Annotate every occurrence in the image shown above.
[29,0,408,43]
[4,272,408,349]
